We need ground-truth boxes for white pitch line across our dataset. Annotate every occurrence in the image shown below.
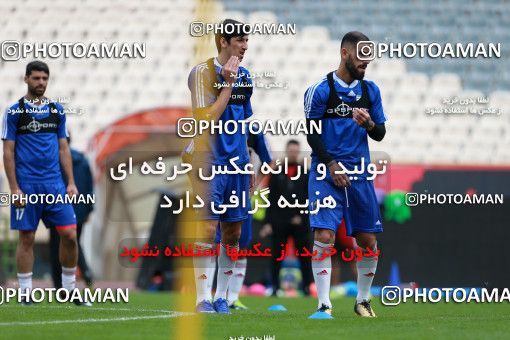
[0,306,194,326]
[1,305,179,314]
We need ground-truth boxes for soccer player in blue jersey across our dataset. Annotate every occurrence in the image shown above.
[304,32,387,317]
[187,19,252,313]
[213,127,273,310]
[182,128,272,311]
[2,61,79,304]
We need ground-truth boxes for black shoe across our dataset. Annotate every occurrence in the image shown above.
[317,303,332,315]
[20,297,33,306]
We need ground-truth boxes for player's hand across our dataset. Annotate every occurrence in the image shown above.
[67,184,79,197]
[328,161,351,187]
[11,188,26,208]
[259,223,272,238]
[221,56,239,86]
[352,108,374,130]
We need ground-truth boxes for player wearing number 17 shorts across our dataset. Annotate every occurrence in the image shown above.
[2,61,80,305]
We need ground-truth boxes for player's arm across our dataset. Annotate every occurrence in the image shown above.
[247,137,255,190]
[2,141,25,207]
[192,56,239,121]
[353,82,387,141]
[2,109,24,207]
[250,131,272,164]
[248,126,273,188]
[306,128,350,187]
[305,85,350,187]
[352,109,386,141]
[3,141,17,191]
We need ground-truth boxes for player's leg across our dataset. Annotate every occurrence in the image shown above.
[228,217,252,309]
[308,171,344,315]
[206,223,222,294]
[16,230,36,298]
[41,183,82,303]
[193,171,222,312]
[354,232,377,308]
[56,226,78,290]
[346,180,382,317]
[228,255,247,308]
[205,254,217,298]
[194,220,217,312]
[214,220,242,309]
[336,220,358,282]
[213,172,249,313]
[11,184,42,304]
[312,228,335,313]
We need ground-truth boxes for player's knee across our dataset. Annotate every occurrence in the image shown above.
[196,221,217,242]
[58,228,77,245]
[223,230,241,245]
[356,233,377,250]
[314,229,335,244]
[221,223,241,245]
[205,222,217,239]
[19,231,35,248]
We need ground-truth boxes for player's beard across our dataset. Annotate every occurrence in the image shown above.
[28,85,46,97]
[346,55,365,80]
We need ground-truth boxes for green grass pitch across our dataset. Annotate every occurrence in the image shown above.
[1,292,509,339]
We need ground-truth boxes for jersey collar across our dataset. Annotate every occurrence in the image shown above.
[332,71,359,88]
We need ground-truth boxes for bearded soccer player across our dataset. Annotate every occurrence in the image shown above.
[2,61,80,305]
[187,19,252,314]
[304,32,387,317]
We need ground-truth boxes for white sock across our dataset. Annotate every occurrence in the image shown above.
[214,243,237,301]
[17,272,33,293]
[312,240,333,308]
[62,266,76,291]
[356,243,378,303]
[228,257,247,304]
[206,253,217,292]
[193,242,213,304]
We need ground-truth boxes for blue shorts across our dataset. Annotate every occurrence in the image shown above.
[202,171,251,223]
[10,182,77,231]
[308,168,383,236]
[214,216,252,248]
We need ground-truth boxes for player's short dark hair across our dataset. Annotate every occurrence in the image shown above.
[215,19,249,53]
[287,139,300,147]
[341,31,370,48]
[25,61,50,77]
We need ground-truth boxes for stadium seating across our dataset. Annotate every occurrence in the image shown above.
[0,0,508,165]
